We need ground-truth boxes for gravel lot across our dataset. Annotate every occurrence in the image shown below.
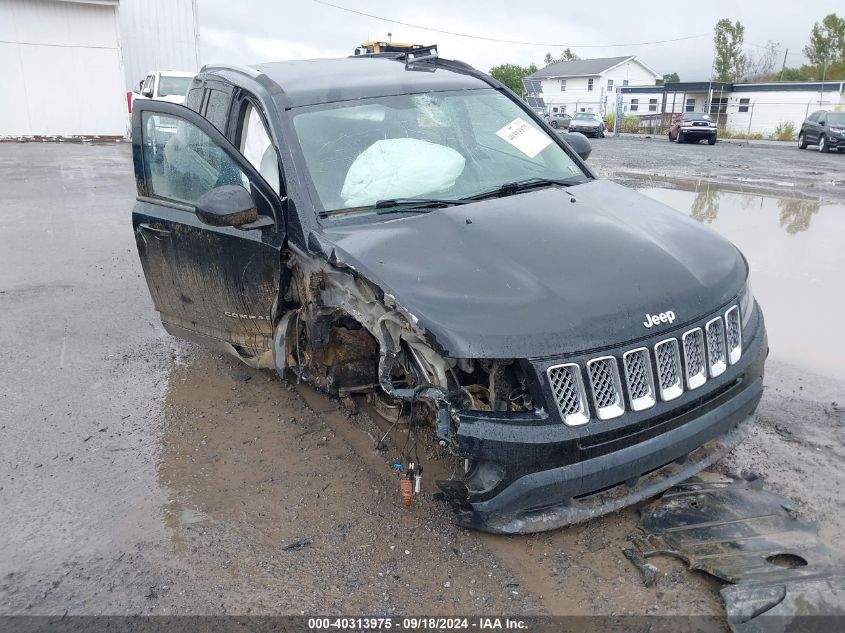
[587,134,845,202]
[1,139,842,622]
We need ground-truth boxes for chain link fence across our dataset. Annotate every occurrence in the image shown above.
[599,93,844,140]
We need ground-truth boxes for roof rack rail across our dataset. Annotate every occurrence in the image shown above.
[200,63,262,78]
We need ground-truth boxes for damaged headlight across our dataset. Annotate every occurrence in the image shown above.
[739,278,755,330]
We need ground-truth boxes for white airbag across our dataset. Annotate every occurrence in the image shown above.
[341,138,465,207]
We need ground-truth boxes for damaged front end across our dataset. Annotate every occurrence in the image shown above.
[271,235,766,535]
[272,243,535,458]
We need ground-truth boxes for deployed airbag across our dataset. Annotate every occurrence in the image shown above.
[341,138,465,207]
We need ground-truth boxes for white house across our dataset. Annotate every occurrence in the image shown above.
[0,0,199,138]
[618,80,845,136]
[525,55,661,116]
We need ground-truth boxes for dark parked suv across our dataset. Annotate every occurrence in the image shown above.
[798,110,845,152]
[130,50,767,534]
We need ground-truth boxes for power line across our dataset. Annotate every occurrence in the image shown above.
[311,0,710,49]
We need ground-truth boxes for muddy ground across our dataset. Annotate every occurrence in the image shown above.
[1,140,843,622]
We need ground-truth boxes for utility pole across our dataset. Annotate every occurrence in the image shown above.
[820,54,829,106]
[779,48,788,81]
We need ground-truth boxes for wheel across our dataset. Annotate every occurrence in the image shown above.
[819,134,830,152]
[708,135,716,145]
[668,131,672,141]
[550,120,559,129]
[677,130,684,143]
[798,132,807,149]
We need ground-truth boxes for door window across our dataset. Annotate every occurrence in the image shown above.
[141,111,249,206]
[239,103,279,193]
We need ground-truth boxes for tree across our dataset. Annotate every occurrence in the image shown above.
[489,63,539,94]
[744,40,780,81]
[543,49,579,65]
[662,72,680,83]
[803,13,845,72]
[713,19,747,82]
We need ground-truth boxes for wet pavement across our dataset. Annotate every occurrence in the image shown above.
[0,141,843,619]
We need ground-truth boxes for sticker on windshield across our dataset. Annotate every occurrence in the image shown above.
[496,118,553,158]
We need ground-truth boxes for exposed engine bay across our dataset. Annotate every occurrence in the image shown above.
[274,246,533,461]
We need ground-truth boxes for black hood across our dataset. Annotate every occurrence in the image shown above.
[311,179,747,359]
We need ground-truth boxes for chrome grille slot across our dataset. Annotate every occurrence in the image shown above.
[547,363,589,426]
[654,338,683,401]
[682,328,707,389]
[705,316,727,377]
[725,305,742,365]
[587,356,624,420]
[623,347,656,411]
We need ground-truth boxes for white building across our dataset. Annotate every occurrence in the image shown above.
[525,55,661,116]
[0,0,199,139]
[619,81,845,136]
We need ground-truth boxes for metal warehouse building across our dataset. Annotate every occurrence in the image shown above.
[0,0,199,138]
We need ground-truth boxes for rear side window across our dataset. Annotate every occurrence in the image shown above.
[185,87,204,113]
[203,88,232,133]
[141,112,248,206]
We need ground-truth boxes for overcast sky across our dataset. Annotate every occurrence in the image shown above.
[197,0,842,80]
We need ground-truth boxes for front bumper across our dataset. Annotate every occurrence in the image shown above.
[679,126,716,138]
[826,131,845,147]
[446,306,767,534]
[570,126,602,136]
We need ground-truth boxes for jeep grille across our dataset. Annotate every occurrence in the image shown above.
[547,305,743,425]
[546,363,588,426]
[682,328,706,389]
[622,348,656,411]
[587,357,624,420]
[725,305,742,365]
[705,317,727,377]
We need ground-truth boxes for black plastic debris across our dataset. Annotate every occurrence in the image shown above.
[633,474,845,633]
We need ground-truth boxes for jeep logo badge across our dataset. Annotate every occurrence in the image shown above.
[643,311,676,328]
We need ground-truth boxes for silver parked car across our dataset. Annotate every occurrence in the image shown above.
[545,111,572,129]
[568,112,605,137]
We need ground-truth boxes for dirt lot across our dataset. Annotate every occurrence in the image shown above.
[1,139,843,622]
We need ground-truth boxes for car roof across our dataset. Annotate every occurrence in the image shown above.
[248,56,491,108]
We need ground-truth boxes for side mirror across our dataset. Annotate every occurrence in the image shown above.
[562,131,592,161]
[195,185,258,227]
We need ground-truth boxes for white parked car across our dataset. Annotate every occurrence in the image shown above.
[132,71,195,107]
[131,71,195,155]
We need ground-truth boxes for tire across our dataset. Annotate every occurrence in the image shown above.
[708,135,716,145]
[550,120,559,129]
[798,132,807,149]
[668,132,672,141]
[677,131,684,143]
[819,134,830,153]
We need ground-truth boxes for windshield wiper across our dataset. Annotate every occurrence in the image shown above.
[465,177,583,201]
[374,197,470,210]
[319,197,469,218]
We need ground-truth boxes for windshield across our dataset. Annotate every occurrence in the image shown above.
[574,113,598,120]
[682,112,711,121]
[828,112,845,125]
[291,89,588,216]
[158,76,192,97]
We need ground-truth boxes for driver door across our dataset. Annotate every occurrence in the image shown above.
[130,99,285,361]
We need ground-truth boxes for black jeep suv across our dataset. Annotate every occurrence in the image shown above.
[131,51,767,533]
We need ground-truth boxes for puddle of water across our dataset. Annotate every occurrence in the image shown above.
[638,184,845,383]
